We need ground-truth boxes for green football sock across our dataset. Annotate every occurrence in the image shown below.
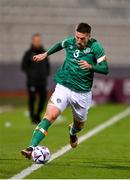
[30,118,51,147]
[70,124,81,135]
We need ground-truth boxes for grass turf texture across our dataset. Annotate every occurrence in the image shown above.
[0,101,129,179]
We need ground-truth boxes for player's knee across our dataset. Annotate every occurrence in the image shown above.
[44,102,61,121]
[44,109,60,121]
[44,112,57,121]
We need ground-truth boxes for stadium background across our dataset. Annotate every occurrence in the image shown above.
[0,0,130,103]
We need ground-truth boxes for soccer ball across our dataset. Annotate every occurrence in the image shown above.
[32,146,51,164]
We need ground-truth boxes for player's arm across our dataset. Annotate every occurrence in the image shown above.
[90,56,109,74]
[33,41,65,62]
[79,41,109,75]
[47,42,63,55]
[79,56,109,75]
[79,58,109,75]
[91,42,109,74]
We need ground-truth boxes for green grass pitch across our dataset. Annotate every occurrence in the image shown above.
[0,100,130,179]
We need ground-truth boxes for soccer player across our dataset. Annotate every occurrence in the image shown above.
[21,22,109,159]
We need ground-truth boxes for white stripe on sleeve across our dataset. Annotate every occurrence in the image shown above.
[97,55,106,63]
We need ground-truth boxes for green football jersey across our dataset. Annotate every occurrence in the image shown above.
[48,36,106,92]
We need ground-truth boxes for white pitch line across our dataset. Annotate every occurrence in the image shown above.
[10,107,130,179]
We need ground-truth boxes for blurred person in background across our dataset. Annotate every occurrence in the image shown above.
[21,33,50,124]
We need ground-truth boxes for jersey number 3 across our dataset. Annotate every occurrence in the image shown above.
[73,49,80,58]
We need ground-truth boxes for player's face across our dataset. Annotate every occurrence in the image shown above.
[32,36,42,49]
[75,31,90,49]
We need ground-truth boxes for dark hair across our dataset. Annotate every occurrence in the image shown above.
[76,23,91,33]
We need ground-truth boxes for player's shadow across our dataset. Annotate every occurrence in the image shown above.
[0,158,28,162]
[50,158,130,171]
[83,162,130,171]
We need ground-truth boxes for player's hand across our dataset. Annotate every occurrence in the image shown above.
[78,60,92,69]
[33,52,48,62]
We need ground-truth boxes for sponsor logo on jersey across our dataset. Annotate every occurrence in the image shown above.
[83,48,91,54]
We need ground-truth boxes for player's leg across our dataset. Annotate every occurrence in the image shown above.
[29,84,69,148]
[70,117,85,135]
[69,91,92,148]
[29,101,60,148]
[21,84,69,159]
[21,103,60,159]
[69,117,85,148]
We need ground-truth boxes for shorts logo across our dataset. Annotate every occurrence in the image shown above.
[57,98,62,103]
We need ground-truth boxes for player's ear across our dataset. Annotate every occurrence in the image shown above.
[86,33,91,39]
[88,33,91,38]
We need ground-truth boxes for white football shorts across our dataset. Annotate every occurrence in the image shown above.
[50,84,92,121]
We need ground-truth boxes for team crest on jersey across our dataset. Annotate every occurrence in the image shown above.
[83,48,91,54]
